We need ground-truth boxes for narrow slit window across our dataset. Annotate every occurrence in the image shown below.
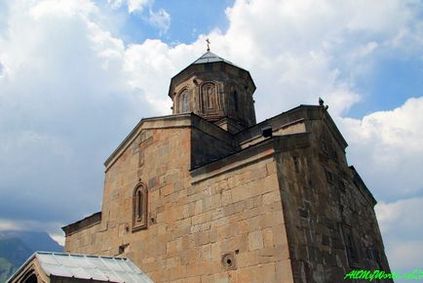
[133,183,148,231]
[136,190,143,220]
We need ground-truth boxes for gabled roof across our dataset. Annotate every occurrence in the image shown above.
[192,51,235,65]
[8,252,153,283]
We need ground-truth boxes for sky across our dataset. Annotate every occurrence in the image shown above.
[0,0,422,277]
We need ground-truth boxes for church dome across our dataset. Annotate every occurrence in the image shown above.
[168,51,257,133]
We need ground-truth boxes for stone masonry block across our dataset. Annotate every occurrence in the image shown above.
[248,230,264,251]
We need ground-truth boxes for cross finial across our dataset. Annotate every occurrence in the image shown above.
[206,38,210,52]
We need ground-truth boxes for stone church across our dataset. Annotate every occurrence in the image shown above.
[62,50,391,282]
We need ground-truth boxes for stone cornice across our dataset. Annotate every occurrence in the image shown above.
[191,133,311,184]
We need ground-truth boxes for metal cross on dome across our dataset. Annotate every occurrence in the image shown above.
[206,38,210,52]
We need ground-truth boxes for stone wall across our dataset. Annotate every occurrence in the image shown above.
[64,107,391,283]
[274,120,392,283]
[65,118,294,282]
[63,215,103,254]
[186,141,293,283]
[190,126,234,169]
[65,124,192,257]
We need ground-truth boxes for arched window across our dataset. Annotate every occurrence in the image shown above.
[201,82,217,110]
[133,183,148,231]
[180,89,190,113]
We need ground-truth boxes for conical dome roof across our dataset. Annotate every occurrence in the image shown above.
[191,51,235,65]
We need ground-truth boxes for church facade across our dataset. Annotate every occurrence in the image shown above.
[63,51,391,282]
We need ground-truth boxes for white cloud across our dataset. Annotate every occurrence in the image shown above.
[376,197,423,238]
[376,198,423,273]
[0,0,147,228]
[0,61,5,78]
[338,97,423,199]
[203,0,422,119]
[49,232,65,246]
[148,8,170,36]
[0,219,20,231]
[0,218,62,235]
[29,0,97,19]
[108,0,152,13]
[106,0,171,36]
[342,97,423,273]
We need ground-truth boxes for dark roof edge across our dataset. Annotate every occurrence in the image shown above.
[234,104,313,137]
[349,166,377,206]
[321,108,348,148]
[61,211,102,236]
[173,52,249,80]
[192,51,235,65]
[235,105,348,148]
